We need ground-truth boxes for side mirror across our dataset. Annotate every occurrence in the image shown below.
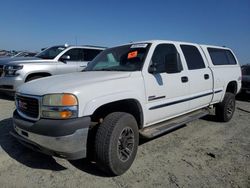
[165,53,183,73]
[60,55,70,62]
[148,63,158,74]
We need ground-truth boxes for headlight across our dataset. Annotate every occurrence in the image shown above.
[41,94,78,119]
[4,65,23,76]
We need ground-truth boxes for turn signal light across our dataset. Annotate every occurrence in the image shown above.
[62,94,77,106]
[60,111,73,119]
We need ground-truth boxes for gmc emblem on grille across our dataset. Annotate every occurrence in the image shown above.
[18,100,28,110]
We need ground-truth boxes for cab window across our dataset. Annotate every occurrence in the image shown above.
[180,45,205,70]
[150,44,183,74]
[63,49,82,61]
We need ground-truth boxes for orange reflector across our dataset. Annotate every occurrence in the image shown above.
[60,111,73,118]
[128,51,138,59]
[61,94,77,106]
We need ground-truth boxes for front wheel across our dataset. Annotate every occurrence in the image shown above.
[95,112,139,176]
[215,92,236,122]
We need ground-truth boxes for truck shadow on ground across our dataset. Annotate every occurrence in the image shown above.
[0,118,66,171]
[201,114,218,122]
[69,159,109,177]
[236,93,250,102]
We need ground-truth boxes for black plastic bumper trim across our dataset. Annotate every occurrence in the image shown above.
[10,130,85,160]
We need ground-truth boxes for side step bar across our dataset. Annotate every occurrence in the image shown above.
[139,108,209,139]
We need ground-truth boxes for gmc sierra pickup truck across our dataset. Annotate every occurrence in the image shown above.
[11,40,241,176]
[0,45,105,94]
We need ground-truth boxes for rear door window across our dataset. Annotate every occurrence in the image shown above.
[180,45,205,70]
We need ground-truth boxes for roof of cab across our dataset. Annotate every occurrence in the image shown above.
[117,40,229,50]
[67,45,106,49]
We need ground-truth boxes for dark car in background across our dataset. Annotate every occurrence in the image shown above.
[241,64,250,94]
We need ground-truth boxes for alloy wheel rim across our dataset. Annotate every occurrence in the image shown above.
[117,127,134,162]
[226,99,235,117]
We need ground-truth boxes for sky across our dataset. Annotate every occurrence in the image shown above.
[0,0,249,64]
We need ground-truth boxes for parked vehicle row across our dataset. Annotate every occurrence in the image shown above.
[0,44,105,94]
[10,40,242,175]
[0,51,37,58]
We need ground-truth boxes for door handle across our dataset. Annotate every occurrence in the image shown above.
[204,74,209,80]
[181,76,188,83]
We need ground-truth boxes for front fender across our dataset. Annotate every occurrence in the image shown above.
[21,63,56,80]
[82,91,144,116]
[23,70,53,81]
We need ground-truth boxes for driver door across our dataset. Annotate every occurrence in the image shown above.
[143,43,190,125]
[57,48,80,74]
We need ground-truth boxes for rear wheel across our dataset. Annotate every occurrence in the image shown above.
[95,112,139,176]
[215,92,235,122]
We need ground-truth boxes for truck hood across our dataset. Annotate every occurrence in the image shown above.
[17,71,132,95]
[0,57,54,65]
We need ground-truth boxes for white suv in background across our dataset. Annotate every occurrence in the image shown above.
[0,44,105,94]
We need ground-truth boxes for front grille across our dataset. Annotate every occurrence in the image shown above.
[16,95,39,119]
[0,65,3,77]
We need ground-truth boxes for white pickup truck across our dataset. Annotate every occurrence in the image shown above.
[11,40,241,176]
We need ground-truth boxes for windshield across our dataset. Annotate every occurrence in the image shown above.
[242,66,250,75]
[86,43,151,71]
[36,46,66,59]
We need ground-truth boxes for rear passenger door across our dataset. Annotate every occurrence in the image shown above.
[180,44,213,110]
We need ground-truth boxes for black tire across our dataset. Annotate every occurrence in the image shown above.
[215,92,236,122]
[95,112,139,176]
[25,75,43,82]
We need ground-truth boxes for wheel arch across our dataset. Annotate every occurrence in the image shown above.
[88,98,144,129]
[25,72,52,82]
[225,80,238,95]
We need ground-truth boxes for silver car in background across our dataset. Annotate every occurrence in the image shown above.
[0,45,105,94]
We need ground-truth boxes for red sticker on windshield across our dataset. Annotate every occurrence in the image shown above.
[128,51,138,59]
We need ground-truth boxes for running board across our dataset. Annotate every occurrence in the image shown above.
[139,109,209,139]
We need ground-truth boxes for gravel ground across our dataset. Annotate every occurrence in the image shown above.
[0,94,249,188]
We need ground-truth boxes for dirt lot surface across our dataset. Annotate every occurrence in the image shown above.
[0,94,249,188]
